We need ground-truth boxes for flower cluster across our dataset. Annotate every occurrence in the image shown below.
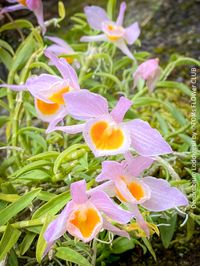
[0,0,189,258]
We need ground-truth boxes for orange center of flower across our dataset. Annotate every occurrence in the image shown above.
[128,182,145,201]
[65,57,74,64]
[70,208,101,238]
[18,0,27,6]
[106,24,124,42]
[36,99,60,115]
[48,86,70,104]
[115,178,145,202]
[90,121,124,150]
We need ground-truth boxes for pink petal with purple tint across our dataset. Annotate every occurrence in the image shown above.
[116,2,127,26]
[142,176,189,211]
[80,34,107,43]
[115,39,135,60]
[124,22,140,45]
[44,200,74,255]
[90,190,133,224]
[122,153,154,177]
[84,6,109,30]
[96,161,124,182]
[125,119,173,156]
[70,180,88,204]
[64,90,109,120]
[110,96,132,123]
[44,51,80,90]
[46,123,85,134]
[103,218,130,239]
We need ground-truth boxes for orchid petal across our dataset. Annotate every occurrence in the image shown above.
[90,190,133,224]
[44,201,74,255]
[27,0,46,34]
[46,108,69,131]
[83,115,131,157]
[84,6,109,30]
[46,123,85,134]
[110,96,132,123]
[66,203,103,242]
[103,218,130,238]
[88,180,115,198]
[142,176,188,211]
[44,51,80,90]
[80,34,107,43]
[125,119,172,156]
[70,180,88,204]
[0,83,27,91]
[127,204,149,237]
[122,153,154,177]
[96,161,124,182]
[34,98,64,123]
[116,2,126,26]
[26,74,65,103]
[115,39,135,60]
[124,22,140,45]
[146,68,161,92]
[0,4,25,14]
[64,90,109,120]
[45,36,74,54]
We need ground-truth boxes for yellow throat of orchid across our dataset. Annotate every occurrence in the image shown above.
[90,121,124,150]
[116,178,145,202]
[18,0,27,6]
[70,208,101,238]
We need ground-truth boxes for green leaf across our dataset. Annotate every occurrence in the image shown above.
[142,237,156,261]
[56,247,92,266]
[10,34,35,72]
[0,47,13,70]
[0,224,21,260]
[32,191,70,219]
[36,215,53,263]
[0,40,14,55]
[157,81,192,96]
[19,232,36,255]
[0,19,33,33]
[159,213,177,248]
[111,237,135,254]
[0,189,40,226]
[107,0,117,20]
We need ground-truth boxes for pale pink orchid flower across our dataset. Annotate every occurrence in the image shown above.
[47,90,172,157]
[0,51,80,125]
[95,154,189,236]
[45,36,76,64]
[44,180,132,255]
[0,0,46,34]
[133,58,161,91]
[80,2,140,60]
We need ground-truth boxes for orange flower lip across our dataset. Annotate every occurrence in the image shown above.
[48,86,70,105]
[36,99,60,115]
[18,0,27,6]
[115,177,145,202]
[90,121,124,150]
[70,207,101,238]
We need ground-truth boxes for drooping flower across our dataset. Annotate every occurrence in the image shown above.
[44,180,132,255]
[45,36,75,64]
[133,58,161,91]
[80,2,140,60]
[95,154,189,235]
[47,90,172,157]
[0,0,46,34]
[0,51,80,125]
